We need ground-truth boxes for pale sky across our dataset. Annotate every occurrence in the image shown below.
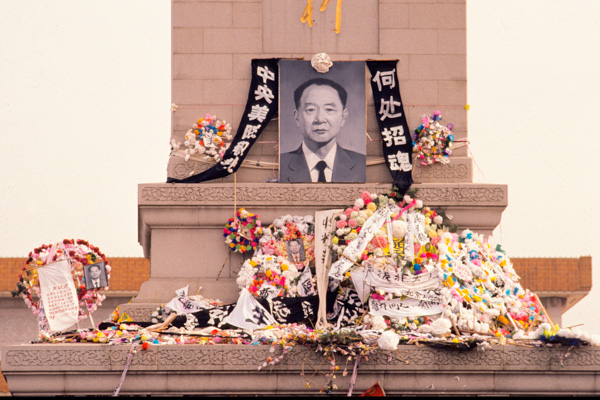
[1,1,598,333]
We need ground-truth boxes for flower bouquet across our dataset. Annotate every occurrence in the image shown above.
[171,113,233,164]
[412,110,454,166]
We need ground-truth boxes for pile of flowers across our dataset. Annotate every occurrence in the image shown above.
[236,255,301,299]
[224,208,263,253]
[12,239,111,323]
[171,113,233,163]
[412,110,454,166]
[328,189,559,341]
[258,214,315,270]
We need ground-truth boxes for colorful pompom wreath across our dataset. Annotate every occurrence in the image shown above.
[412,110,454,166]
[223,208,263,253]
[171,113,233,164]
[12,239,111,325]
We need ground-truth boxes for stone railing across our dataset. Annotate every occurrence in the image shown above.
[2,343,600,396]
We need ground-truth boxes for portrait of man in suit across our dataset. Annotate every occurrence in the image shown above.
[84,262,108,290]
[286,238,306,266]
[279,61,366,183]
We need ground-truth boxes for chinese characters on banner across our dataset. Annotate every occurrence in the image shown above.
[167,59,412,189]
[37,259,80,332]
[366,60,413,195]
[369,295,443,318]
[224,289,277,330]
[350,266,442,303]
[167,58,279,183]
[314,209,342,328]
[164,285,206,314]
[328,207,393,281]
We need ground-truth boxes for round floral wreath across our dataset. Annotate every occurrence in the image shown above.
[171,113,233,163]
[412,110,454,166]
[223,208,263,253]
[236,254,300,298]
[12,239,111,325]
[258,214,315,270]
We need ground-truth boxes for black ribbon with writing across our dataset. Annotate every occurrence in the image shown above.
[366,60,413,195]
[167,58,280,183]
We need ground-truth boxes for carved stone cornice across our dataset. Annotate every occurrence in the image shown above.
[3,344,600,371]
[412,160,472,182]
[139,183,507,207]
[3,343,600,396]
[137,182,507,260]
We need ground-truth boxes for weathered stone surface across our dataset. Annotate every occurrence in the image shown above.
[2,344,600,395]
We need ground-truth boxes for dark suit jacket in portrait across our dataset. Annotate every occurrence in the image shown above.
[86,275,108,289]
[280,144,366,183]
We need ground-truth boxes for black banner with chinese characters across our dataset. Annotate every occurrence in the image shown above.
[168,295,320,329]
[167,58,280,183]
[366,60,413,195]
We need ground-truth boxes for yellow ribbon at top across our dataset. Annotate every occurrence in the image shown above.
[301,0,343,34]
[301,0,314,27]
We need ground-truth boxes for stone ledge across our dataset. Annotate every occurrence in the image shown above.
[135,182,507,303]
[166,155,474,184]
[139,182,506,206]
[2,344,600,396]
[138,182,507,259]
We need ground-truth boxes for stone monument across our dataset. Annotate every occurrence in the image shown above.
[6,2,599,396]
[124,0,507,320]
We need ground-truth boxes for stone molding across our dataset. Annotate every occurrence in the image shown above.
[412,161,471,182]
[139,183,507,206]
[117,304,157,322]
[167,156,474,184]
[3,344,600,371]
[3,344,600,395]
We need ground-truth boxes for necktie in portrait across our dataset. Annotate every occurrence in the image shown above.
[315,160,327,182]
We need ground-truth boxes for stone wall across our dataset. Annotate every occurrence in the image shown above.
[137,0,507,306]
[3,344,600,396]
[167,0,470,183]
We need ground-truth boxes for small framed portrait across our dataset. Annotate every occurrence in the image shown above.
[279,60,366,183]
[286,238,306,263]
[84,262,108,290]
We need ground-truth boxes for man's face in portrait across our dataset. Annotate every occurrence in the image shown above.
[89,265,101,280]
[289,240,300,254]
[294,84,349,147]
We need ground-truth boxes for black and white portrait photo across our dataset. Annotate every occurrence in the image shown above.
[84,262,108,289]
[279,60,366,183]
[286,238,306,264]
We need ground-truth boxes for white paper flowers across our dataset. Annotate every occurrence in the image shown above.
[311,53,333,73]
[377,330,400,350]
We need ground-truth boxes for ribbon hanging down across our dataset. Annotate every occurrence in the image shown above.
[167,58,280,183]
[366,60,413,196]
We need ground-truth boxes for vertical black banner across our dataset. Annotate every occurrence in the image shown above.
[167,58,280,183]
[366,60,413,195]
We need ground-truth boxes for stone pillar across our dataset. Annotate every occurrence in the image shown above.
[120,0,508,321]
[539,296,567,327]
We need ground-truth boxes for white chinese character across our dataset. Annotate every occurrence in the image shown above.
[381,125,406,147]
[372,69,396,91]
[387,151,412,172]
[247,104,270,122]
[232,141,250,157]
[379,96,402,121]
[254,84,274,104]
[220,156,240,173]
[241,124,261,140]
[257,66,275,84]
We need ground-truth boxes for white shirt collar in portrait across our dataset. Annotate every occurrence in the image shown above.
[302,142,337,182]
